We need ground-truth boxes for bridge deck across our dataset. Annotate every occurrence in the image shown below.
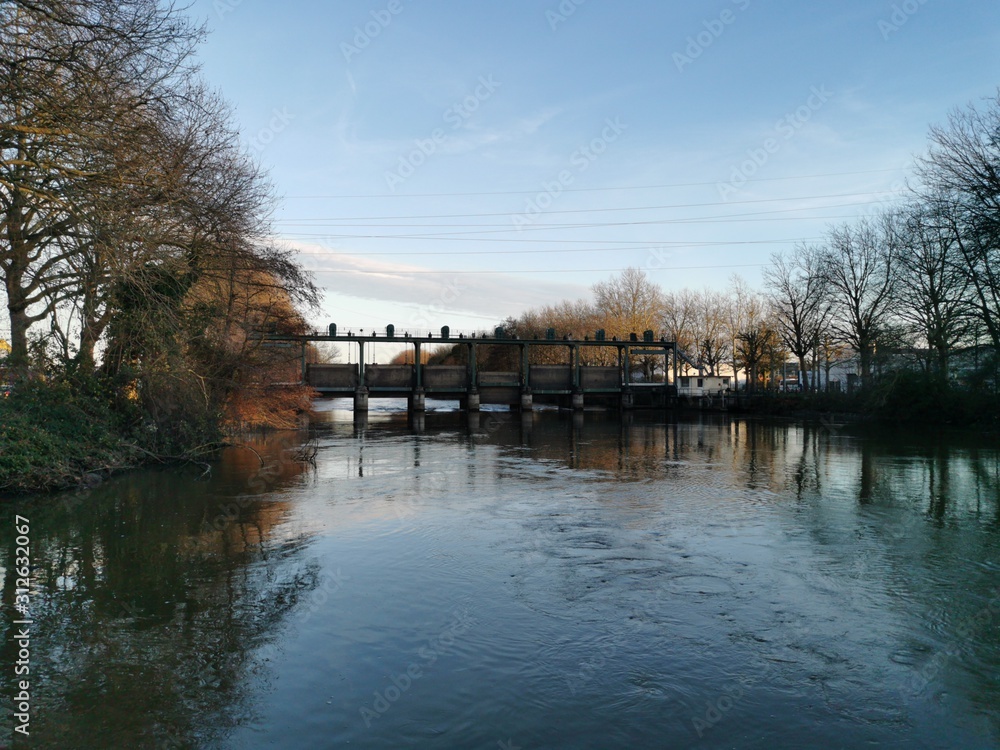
[265,331,679,411]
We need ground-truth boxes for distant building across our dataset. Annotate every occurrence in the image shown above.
[677,375,731,396]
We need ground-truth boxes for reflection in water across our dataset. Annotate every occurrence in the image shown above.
[1,411,999,748]
[0,434,321,748]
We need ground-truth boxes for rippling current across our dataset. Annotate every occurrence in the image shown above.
[2,404,999,748]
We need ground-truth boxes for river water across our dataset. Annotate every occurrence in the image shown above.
[2,403,999,748]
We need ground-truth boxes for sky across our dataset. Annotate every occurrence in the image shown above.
[186,0,1000,337]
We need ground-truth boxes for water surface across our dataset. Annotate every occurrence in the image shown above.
[2,406,999,748]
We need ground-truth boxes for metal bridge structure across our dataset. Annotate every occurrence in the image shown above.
[267,325,679,412]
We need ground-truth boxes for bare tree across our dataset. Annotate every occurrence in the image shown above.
[891,202,972,381]
[593,267,665,379]
[0,0,203,366]
[915,91,1000,352]
[763,245,829,392]
[819,215,899,386]
[692,288,730,376]
[661,288,699,373]
[731,281,774,393]
[592,267,664,338]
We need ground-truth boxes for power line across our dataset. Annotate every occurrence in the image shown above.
[279,213,860,232]
[325,263,768,276]
[289,239,817,257]
[273,190,896,223]
[276,201,878,243]
[282,168,904,199]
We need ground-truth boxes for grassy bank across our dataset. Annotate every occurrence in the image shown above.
[0,375,316,494]
[0,379,142,493]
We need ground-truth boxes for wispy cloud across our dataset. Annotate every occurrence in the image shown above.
[283,240,588,323]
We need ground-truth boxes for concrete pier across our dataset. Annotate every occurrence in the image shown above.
[409,387,426,412]
[621,388,634,410]
[354,386,369,412]
[520,389,534,412]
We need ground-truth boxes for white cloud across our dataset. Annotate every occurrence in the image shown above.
[284,240,589,327]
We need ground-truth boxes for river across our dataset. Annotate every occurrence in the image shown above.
[2,403,999,748]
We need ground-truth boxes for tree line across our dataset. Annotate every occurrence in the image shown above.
[488,91,1000,398]
[1,0,317,442]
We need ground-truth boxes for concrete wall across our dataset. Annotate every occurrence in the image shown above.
[478,386,521,404]
[580,367,620,389]
[307,364,358,389]
[530,365,573,390]
[422,366,468,389]
[479,371,521,386]
[365,365,414,388]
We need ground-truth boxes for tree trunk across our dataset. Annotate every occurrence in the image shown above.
[859,345,872,387]
[936,345,949,384]
[8,306,30,369]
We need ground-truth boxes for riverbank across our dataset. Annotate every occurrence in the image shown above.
[0,377,319,494]
[742,375,1000,431]
[0,379,143,493]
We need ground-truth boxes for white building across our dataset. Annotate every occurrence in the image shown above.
[677,375,732,396]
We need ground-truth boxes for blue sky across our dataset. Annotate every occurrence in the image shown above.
[190,0,999,335]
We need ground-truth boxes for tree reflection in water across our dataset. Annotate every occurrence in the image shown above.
[0,433,318,749]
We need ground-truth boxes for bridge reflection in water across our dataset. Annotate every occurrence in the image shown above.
[272,328,681,412]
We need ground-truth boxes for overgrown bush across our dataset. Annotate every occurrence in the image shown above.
[0,378,138,492]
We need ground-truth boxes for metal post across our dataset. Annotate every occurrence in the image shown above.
[571,344,584,410]
[411,340,425,411]
[520,343,532,411]
[465,342,480,411]
[621,345,633,410]
[354,338,369,412]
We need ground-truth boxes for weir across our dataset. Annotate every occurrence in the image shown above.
[267,326,679,412]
